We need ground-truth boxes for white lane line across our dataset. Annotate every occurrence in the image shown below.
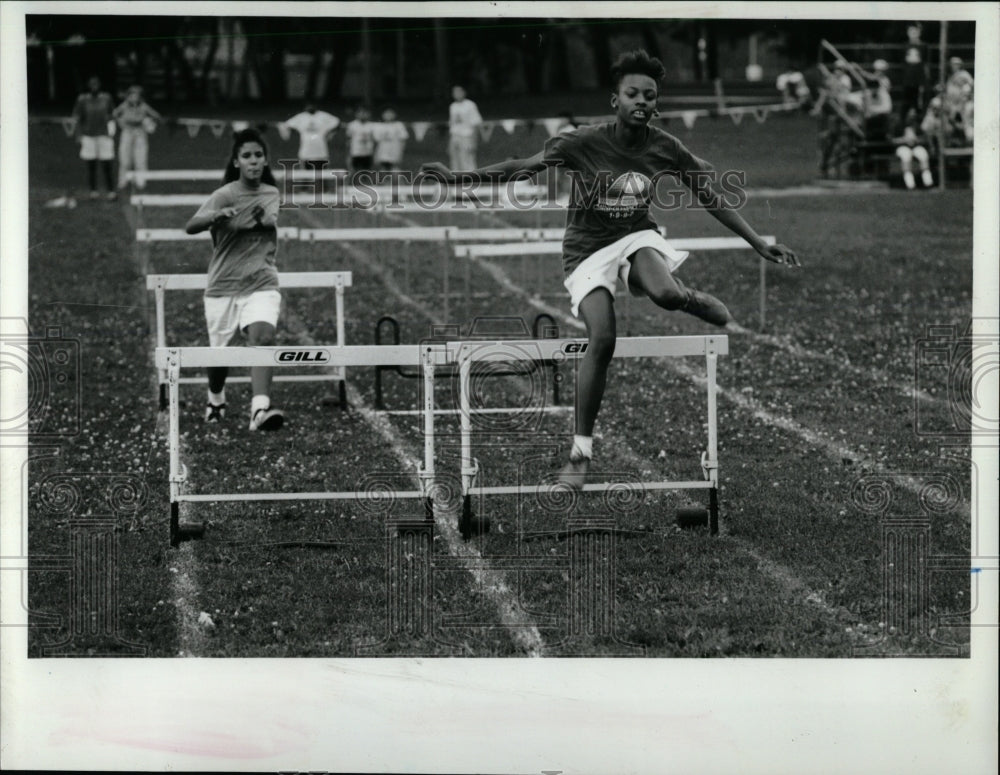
[382,208,878,636]
[295,209,547,656]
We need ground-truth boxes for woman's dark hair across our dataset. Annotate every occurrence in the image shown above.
[223,128,276,185]
[611,49,666,88]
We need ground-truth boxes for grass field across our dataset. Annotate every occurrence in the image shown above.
[25,109,975,658]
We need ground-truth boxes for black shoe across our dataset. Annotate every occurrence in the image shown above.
[204,402,226,423]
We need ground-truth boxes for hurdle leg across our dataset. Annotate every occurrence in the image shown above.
[458,356,489,539]
[155,287,167,411]
[336,284,348,409]
[421,350,436,522]
[167,355,204,547]
[706,347,720,536]
[443,240,450,323]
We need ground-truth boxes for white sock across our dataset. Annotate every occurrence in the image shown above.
[208,389,225,405]
[903,171,915,190]
[921,169,933,187]
[251,394,270,415]
[571,434,593,461]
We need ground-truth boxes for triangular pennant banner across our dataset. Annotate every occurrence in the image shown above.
[523,119,536,134]
[185,121,201,138]
[209,120,227,138]
[276,122,291,141]
[728,108,745,125]
[231,120,249,132]
[478,121,496,142]
[501,119,518,134]
[542,118,563,137]
[61,117,77,137]
[752,107,769,124]
[411,121,430,142]
[681,111,698,129]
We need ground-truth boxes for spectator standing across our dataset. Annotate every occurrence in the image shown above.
[373,107,409,173]
[345,106,376,179]
[448,85,483,170]
[284,103,340,166]
[72,75,116,199]
[899,23,929,121]
[112,85,162,192]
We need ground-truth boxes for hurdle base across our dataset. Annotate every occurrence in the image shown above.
[169,502,206,547]
[459,495,491,540]
[676,507,709,530]
[320,380,349,410]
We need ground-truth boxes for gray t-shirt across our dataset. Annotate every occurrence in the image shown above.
[542,123,704,274]
[194,180,280,297]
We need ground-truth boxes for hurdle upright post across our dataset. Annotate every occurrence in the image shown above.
[705,338,721,535]
[421,347,436,520]
[458,354,476,536]
[154,284,168,410]
[166,350,183,546]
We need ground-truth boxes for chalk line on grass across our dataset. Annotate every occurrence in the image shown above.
[369,209,905,647]
[289,212,547,656]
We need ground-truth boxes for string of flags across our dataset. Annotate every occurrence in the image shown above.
[35,101,798,141]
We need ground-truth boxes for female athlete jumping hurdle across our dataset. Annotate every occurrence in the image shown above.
[423,49,800,488]
[185,128,286,432]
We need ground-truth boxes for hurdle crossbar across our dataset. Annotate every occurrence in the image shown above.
[147,272,352,409]
[137,227,301,241]
[159,344,446,544]
[453,235,777,330]
[126,169,347,182]
[454,334,727,536]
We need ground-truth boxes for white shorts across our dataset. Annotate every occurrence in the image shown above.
[896,145,929,165]
[563,230,690,318]
[79,135,115,161]
[203,289,281,348]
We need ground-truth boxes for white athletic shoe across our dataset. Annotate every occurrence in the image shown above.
[249,406,284,431]
[555,456,590,491]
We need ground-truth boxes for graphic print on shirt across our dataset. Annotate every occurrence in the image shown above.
[595,171,654,221]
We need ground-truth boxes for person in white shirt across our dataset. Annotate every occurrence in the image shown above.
[284,103,340,164]
[345,106,376,179]
[448,85,483,170]
[373,107,409,172]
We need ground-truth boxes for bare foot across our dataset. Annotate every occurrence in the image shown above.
[555,457,590,490]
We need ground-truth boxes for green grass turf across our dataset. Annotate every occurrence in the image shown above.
[26,109,973,657]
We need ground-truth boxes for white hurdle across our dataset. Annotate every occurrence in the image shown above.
[156,334,727,545]
[450,334,728,537]
[155,343,446,546]
[146,271,352,410]
[453,235,778,330]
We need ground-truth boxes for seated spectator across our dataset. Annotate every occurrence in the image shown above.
[893,109,934,189]
[944,57,974,143]
[776,70,812,109]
